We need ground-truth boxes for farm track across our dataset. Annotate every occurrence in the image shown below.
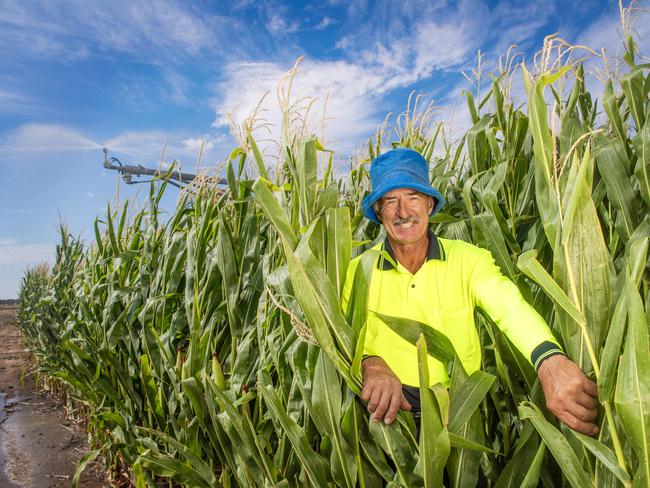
[0,305,109,487]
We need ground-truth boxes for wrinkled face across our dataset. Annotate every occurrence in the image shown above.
[377,188,434,246]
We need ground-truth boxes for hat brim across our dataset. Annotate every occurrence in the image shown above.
[361,183,446,224]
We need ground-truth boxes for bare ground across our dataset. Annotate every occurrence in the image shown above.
[0,305,110,487]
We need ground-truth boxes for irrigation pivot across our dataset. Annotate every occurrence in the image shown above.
[102,147,226,188]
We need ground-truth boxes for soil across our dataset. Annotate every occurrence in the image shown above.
[0,305,110,487]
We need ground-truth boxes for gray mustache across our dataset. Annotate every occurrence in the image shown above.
[392,217,420,226]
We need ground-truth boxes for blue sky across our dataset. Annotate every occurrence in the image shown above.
[0,0,648,298]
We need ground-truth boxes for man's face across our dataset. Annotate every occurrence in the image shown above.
[377,188,434,246]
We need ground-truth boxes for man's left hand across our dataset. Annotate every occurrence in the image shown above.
[537,354,599,436]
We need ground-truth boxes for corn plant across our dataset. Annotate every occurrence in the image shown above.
[17,29,650,488]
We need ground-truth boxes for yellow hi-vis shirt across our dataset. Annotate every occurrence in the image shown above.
[341,231,563,387]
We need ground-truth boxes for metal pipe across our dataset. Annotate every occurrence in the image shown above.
[101,148,227,186]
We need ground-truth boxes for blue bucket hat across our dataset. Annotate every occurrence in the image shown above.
[361,148,445,224]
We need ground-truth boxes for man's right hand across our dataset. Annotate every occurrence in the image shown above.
[361,356,411,424]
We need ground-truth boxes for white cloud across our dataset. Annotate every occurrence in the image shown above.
[162,69,193,106]
[0,89,29,103]
[0,239,54,266]
[0,89,39,115]
[213,0,495,155]
[212,7,482,153]
[184,137,216,153]
[267,14,300,35]
[103,130,232,170]
[315,16,337,30]
[0,0,222,61]
[213,59,385,154]
[83,192,95,198]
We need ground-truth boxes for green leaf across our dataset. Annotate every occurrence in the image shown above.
[369,421,420,487]
[559,143,612,371]
[252,177,298,248]
[517,250,586,325]
[518,403,592,488]
[598,290,628,403]
[138,427,219,487]
[523,65,571,248]
[312,351,357,487]
[72,449,101,488]
[296,137,319,225]
[602,79,628,150]
[260,381,330,488]
[374,313,456,366]
[632,118,650,207]
[519,442,545,488]
[448,370,495,433]
[593,133,637,241]
[137,450,216,487]
[281,234,356,373]
[247,130,270,180]
[614,281,650,483]
[621,68,647,132]
[326,207,352,299]
[567,429,631,484]
[471,213,517,279]
[416,334,450,487]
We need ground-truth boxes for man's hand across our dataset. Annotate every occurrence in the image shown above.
[361,356,411,424]
[537,354,599,436]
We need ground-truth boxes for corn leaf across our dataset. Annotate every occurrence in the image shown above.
[518,403,592,488]
[614,281,650,484]
[416,334,450,487]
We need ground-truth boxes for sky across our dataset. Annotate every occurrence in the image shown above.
[0,0,648,298]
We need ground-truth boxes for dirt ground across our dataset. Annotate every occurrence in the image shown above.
[0,305,110,487]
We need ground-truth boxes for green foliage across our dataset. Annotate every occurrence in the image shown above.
[17,33,650,487]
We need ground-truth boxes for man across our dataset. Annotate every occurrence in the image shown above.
[341,148,599,436]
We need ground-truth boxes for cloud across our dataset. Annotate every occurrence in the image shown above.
[213,59,386,154]
[0,89,38,114]
[184,137,216,153]
[162,69,194,106]
[212,0,515,156]
[83,192,95,198]
[314,16,337,30]
[0,239,54,266]
[213,1,488,154]
[103,130,232,169]
[0,0,225,62]
[267,14,300,35]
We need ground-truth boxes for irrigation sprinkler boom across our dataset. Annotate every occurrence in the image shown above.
[102,148,226,188]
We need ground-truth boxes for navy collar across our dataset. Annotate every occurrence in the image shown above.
[378,229,445,270]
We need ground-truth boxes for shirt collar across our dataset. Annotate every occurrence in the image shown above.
[378,229,445,271]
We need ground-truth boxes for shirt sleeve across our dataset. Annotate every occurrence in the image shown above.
[469,247,564,370]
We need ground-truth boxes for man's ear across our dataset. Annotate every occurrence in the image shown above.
[373,199,383,222]
[428,196,435,213]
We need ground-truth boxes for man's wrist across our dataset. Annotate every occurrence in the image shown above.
[361,355,382,371]
[537,353,570,380]
[531,340,565,371]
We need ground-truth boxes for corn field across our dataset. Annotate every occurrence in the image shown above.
[17,31,650,487]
